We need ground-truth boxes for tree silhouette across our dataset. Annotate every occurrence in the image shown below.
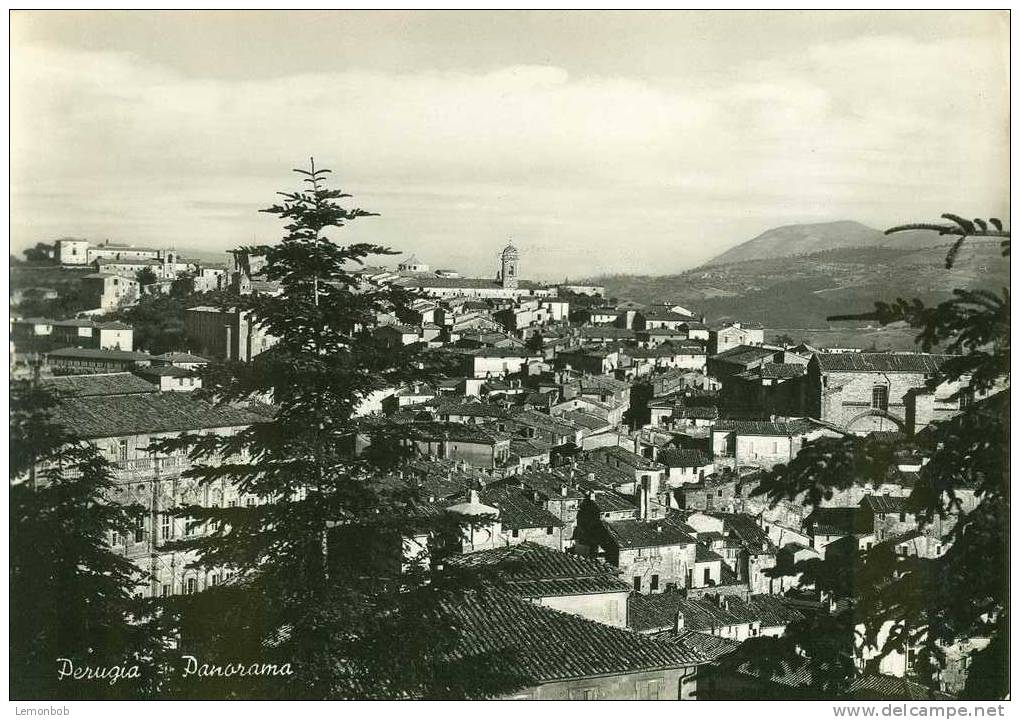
[150,160,523,699]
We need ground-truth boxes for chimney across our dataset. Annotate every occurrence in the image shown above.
[674,610,685,633]
[638,483,649,521]
[560,484,568,497]
[468,489,480,504]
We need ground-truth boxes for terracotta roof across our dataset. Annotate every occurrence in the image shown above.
[652,629,740,662]
[708,512,776,554]
[711,344,774,364]
[579,375,630,393]
[154,351,209,363]
[41,372,157,398]
[442,588,705,681]
[814,352,952,374]
[477,488,564,531]
[695,544,725,563]
[713,419,813,436]
[658,449,712,468]
[860,494,910,514]
[443,542,629,597]
[46,347,152,362]
[50,393,266,439]
[629,593,805,633]
[583,491,638,515]
[846,674,954,700]
[674,406,719,420]
[591,445,664,471]
[604,517,695,549]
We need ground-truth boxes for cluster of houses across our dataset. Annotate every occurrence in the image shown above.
[16,239,1003,700]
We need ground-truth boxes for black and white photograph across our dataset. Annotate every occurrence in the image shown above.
[7,9,1011,707]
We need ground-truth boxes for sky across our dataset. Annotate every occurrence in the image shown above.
[10,11,1010,280]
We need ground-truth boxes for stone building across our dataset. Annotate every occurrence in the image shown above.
[184,305,279,362]
[804,352,953,434]
[47,389,268,598]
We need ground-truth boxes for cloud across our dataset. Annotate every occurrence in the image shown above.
[10,31,1009,278]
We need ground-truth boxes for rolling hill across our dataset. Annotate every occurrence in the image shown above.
[594,234,1008,332]
[703,220,947,267]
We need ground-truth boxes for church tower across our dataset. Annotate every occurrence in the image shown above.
[499,241,519,289]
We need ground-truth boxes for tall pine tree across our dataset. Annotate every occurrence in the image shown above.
[153,160,520,699]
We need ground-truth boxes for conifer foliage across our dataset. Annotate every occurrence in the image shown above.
[10,380,156,699]
[155,160,518,699]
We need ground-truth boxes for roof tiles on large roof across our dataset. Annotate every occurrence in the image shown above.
[628,593,805,633]
[46,347,152,361]
[477,488,564,531]
[441,588,706,682]
[814,352,952,374]
[712,419,814,436]
[41,372,157,398]
[49,392,267,439]
[443,542,629,598]
[604,517,696,549]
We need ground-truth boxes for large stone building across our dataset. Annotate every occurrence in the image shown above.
[184,306,278,362]
[804,352,953,434]
[46,388,268,598]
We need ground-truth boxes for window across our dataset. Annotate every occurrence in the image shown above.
[636,679,660,700]
[117,439,128,462]
[772,441,779,454]
[633,576,642,592]
[160,583,171,598]
[134,516,144,543]
[511,529,519,538]
[650,574,659,591]
[872,385,889,412]
[546,526,554,535]
[110,531,122,547]
[246,497,256,507]
[185,578,197,595]
[704,568,711,584]
[228,500,237,508]
[899,512,906,522]
[186,518,201,537]
[210,575,220,586]
[161,513,172,541]
[569,688,598,700]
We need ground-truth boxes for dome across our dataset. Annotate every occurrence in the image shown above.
[446,489,499,518]
[501,242,519,257]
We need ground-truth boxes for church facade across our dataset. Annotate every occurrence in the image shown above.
[395,242,556,300]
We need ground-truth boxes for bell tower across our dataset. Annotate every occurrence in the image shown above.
[499,241,519,290]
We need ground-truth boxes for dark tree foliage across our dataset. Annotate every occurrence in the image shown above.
[726,215,1009,699]
[136,266,159,287]
[10,380,164,699]
[21,241,58,264]
[151,160,524,699]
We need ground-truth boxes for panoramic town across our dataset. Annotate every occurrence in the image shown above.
[9,211,1009,701]
[9,9,1008,710]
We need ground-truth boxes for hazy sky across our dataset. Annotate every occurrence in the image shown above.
[10,11,1009,279]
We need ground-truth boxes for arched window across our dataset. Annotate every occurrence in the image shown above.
[872,385,889,412]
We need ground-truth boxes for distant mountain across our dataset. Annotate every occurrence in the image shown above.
[593,239,1008,330]
[703,220,944,267]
